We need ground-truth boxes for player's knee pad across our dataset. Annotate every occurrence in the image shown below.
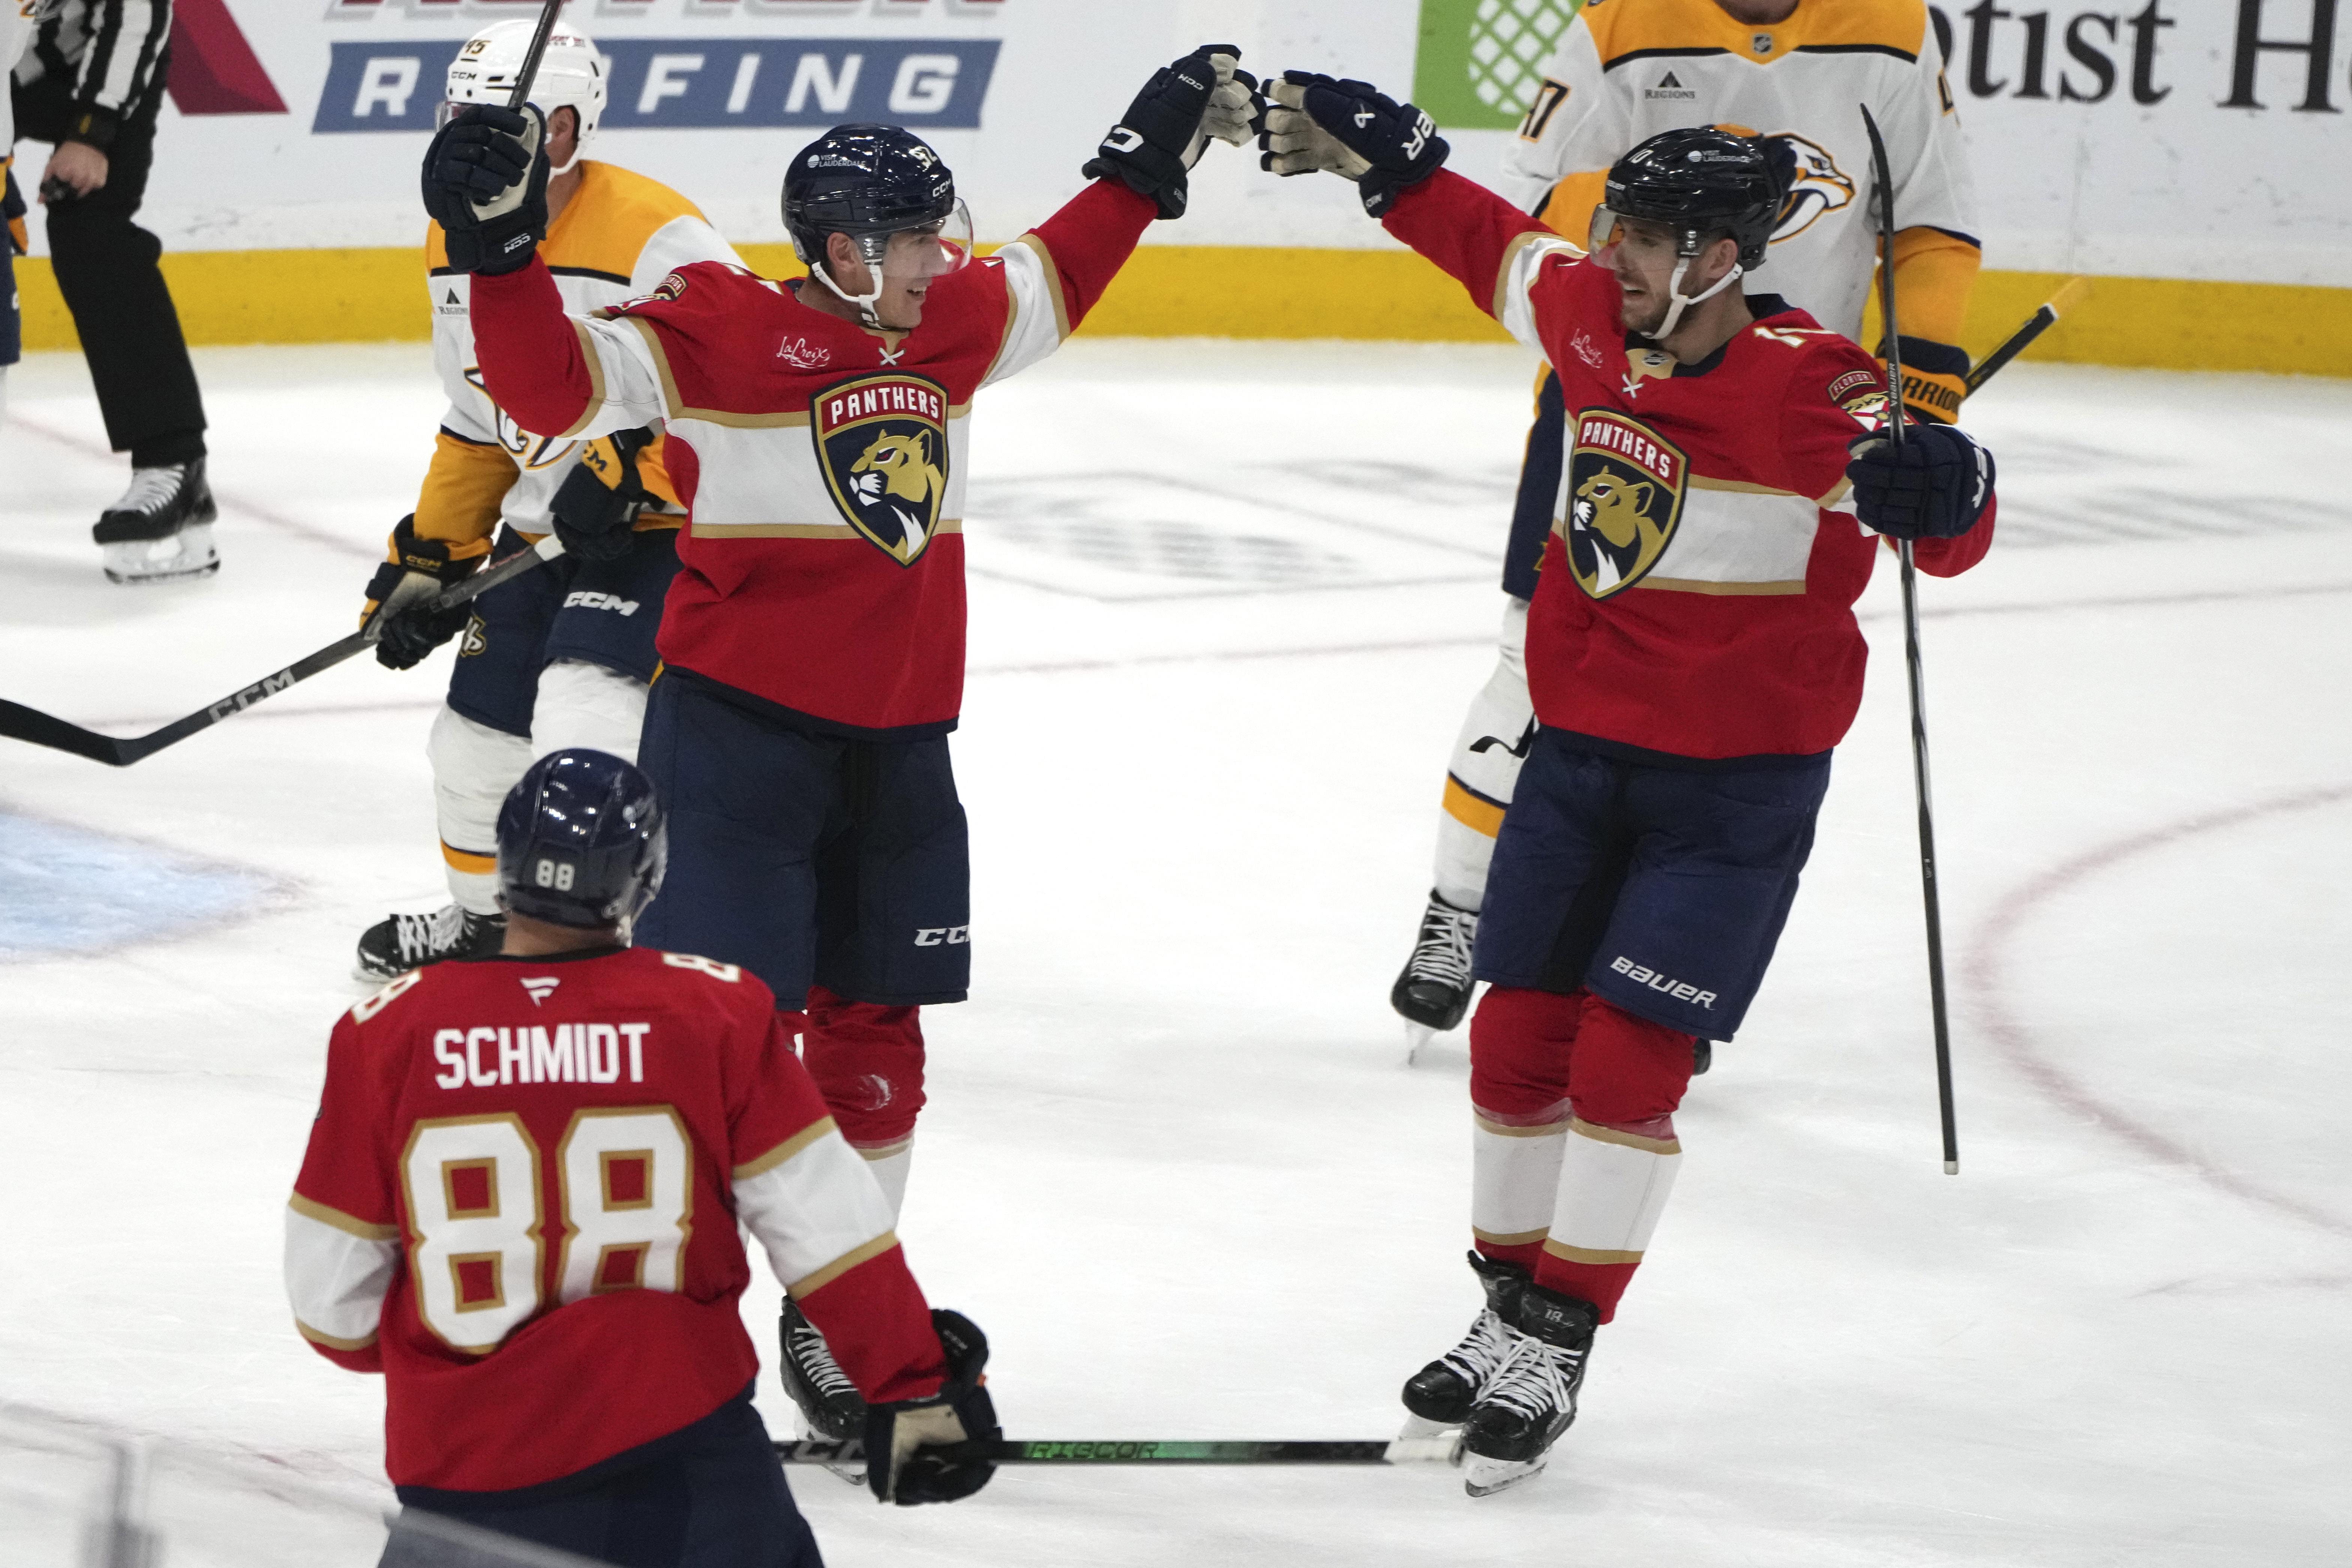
[800,984,927,1148]
[1564,996,1694,1130]
[1469,984,1582,1122]
[531,659,649,764]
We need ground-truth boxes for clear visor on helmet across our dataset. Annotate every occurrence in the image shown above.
[868,200,975,283]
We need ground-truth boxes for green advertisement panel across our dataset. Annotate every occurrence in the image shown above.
[1412,0,1586,130]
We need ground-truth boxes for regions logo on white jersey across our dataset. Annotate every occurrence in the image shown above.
[1560,410,1687,600]
[811,373,952,567]
[521,975,561,1005]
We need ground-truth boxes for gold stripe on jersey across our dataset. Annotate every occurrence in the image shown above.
[560,319,608,440]
[620,314,682,421]
[688,519,966,541]
[1888,227,1982,348]
[289,1192,401,1242]
[1002,233,1072,342]
[295,1316,381,1352]
[1443,774,1508,837]
[680,408,812,430]
[1635,577,1806,596]
[1545,1239,1646,1265]
[789,1231,900,1299]
[734,1116,840,1181]
[441,842,497,875]
[412,429,516,548]
[1587,0,1926,67]
[1490,229,1562,323]
[1473,1226,1552,1247]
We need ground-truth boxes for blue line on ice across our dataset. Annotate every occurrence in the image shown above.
[0,813,276,961]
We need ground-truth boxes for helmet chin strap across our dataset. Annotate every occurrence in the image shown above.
[811,237,890,330]
[1651,255,1744,345]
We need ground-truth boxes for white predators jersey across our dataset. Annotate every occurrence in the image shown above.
[2,0,37,149]
[423,160,741,542]
[1500,0,1978,342]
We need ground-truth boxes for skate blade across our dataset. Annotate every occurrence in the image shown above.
[1462,1451,1547,1497]
[102,525,219,585]
[1386,1417,1465,1466]
[1405,1022,1435,1065]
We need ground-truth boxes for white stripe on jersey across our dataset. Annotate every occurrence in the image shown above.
[732,1120,901,1296]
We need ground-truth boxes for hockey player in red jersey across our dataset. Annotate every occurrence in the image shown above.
[285,749,999,1565]
[1261,90,1997,1494]
[417,45,1257,1443]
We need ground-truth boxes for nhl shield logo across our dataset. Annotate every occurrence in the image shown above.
[812,373,952,567]
[1562,410,1688,599]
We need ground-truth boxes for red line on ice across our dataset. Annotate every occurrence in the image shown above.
[1963,784,2352,1240]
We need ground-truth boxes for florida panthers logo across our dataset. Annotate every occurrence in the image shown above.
[1560,411,1687,599]
[1766,132,1855,243]
[812,373,952,566]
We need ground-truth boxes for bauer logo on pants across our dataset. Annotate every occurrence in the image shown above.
[812,374,952,567]
[1560,410,1687,599]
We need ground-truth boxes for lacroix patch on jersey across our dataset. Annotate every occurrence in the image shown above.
[812,373,952,567]
[1562,410,1687,599]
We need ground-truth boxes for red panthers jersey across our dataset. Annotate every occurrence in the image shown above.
[1385,169,1994,760]
[286,947,945,1492]
[468,178,1159,740]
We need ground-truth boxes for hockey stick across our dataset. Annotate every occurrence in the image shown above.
[1861,105,1959,1176]
[1965,276,2090,395]
[775,1436,1463,1466]
[0,536,566,767]
[508,0,567,113]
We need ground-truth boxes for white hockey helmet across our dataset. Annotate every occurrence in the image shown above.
[443,20,607,176]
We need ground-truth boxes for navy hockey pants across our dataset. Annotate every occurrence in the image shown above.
[382,1387,819,1568]
[1471,727,1832,1040]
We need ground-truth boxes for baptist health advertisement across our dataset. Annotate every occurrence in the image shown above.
[12,0,2351,369]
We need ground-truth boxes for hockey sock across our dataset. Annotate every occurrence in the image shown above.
[1536,998,1695,1321]
[1469,985,1584,1270]
[428,704,533,916]
[1432,599,1533,911]
[802,986,928,1151]
[860,1139,914,1222]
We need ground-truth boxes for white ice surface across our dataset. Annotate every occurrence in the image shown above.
[3,340,2350,1566]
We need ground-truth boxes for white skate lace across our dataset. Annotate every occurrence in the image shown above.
[1479,1333,1585,1422]
[785,1314,860,1400]
[395,905,471,965]
[1405,898,1477,987]
[1438,1305,1516,1389]
[109,464,189,517]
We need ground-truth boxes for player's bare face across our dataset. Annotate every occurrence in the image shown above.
[1600,218,1686,337]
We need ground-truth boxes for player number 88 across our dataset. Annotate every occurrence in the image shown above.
[534,858,575,890]
[400,1109,694,1353]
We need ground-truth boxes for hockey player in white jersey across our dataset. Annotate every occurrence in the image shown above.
[354,18,742,979]
[1390,0,1981,1049]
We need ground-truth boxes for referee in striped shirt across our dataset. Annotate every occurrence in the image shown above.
[11,0,217,584]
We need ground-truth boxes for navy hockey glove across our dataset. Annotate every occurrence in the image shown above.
[1881,335,1971,426]
[361,516,483,671]
[422,105,549,276]
[865,1310,999,1506]
[550,428,657,564]
[1260,72,1448,217]
[1846,423,1996,541]
[1083,45,1256,220]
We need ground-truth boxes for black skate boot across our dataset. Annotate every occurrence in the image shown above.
[1460,1283,1599,1497]
[1401,1251,1531,1429]
[93,459,220,585]
[1392,889,1477,1058]
[354,905,506,981]
[779,1298,868,1443]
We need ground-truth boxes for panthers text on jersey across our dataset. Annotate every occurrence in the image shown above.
[465,177,1159,739]
[1385,168,1994,760]
[286,946,945,1491]
[415,160,742,566]
[1502,0,1978,381]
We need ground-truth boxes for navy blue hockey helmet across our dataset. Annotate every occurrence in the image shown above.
[782,123,959,269]
[1598,126,1784,269]
[495,748,667,929]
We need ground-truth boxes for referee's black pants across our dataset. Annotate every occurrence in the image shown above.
[11,91,207,466]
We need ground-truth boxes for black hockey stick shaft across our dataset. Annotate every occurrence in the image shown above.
[1862,104,1959,1176]
[508,0,567,112]
[774,1438,1447,1466]
[1965,276,2088,394]
[0,537,565,767]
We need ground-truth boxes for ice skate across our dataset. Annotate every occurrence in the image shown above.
[1392,889,1477,1057]
[1400,1251,1530,1427]
[1460,1283,1598,1498]
[354,904,506,981]
[779,1298,868,1444]
[93,459,220,585]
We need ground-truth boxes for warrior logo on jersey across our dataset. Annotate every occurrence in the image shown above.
[1561,410,1687,600]
[812,373,951,566]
